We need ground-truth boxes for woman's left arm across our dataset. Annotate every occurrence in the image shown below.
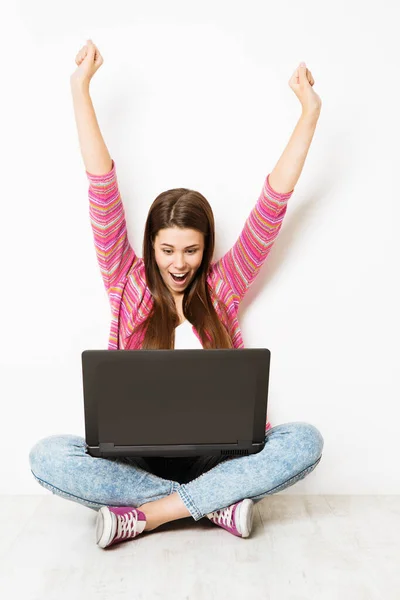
[269,62,322,195]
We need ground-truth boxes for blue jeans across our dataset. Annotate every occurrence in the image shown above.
[28,421,324,521]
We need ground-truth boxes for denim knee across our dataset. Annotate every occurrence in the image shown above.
[291,421,324,465]
[28,434,84,479]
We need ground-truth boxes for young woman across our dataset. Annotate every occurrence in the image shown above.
[29,40,324,549]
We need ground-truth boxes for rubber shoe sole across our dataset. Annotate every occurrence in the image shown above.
[235,499,254,538]
[96,506,117,548]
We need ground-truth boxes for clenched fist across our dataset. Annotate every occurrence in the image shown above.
[70,39,104,87]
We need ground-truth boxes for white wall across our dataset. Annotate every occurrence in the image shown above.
[2,0,399,495]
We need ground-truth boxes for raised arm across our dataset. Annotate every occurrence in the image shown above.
[211,63,322,305]
[70,82,112,175]
[70,41,139,296]
[70,40,112,174]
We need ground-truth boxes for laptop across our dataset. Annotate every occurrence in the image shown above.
[81,348,271,459]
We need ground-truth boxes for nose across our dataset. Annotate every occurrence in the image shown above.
[173,257,187,269]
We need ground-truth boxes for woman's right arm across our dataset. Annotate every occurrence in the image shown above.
[70,80,112,175]
[70,40,140,297]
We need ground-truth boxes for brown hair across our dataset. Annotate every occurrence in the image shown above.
[126,187,234,350]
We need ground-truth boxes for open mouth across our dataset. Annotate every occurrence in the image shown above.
[170,272,189,285]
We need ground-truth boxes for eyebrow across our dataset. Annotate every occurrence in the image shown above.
[160,243,200,249]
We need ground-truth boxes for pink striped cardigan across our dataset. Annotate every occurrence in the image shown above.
[86,159,294,433]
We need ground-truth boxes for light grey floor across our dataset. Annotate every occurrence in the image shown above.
[1,495,399,599]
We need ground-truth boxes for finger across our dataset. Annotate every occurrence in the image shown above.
[305,68,314,85]
[88,42,100,63]
[289,70,300,83]
[87,39,98,53]
[77,47,87,60]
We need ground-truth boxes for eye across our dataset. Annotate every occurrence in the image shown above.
[162,249,197,254]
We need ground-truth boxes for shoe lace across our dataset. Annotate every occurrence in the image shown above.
[209,505,234,527]
[116,510,140,539]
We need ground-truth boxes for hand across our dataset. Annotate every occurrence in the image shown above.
[70,39,104,87]
[288,62,322,115]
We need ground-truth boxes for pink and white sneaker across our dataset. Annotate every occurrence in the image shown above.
[206,498,254,538]
[96,506,147,549]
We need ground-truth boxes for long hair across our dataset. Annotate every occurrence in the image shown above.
[125,187,234,350]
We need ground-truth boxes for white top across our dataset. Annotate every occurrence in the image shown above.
[174,319,203,349]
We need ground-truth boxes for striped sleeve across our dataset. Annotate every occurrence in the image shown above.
[211,174,294,304]
[86,160,139,296]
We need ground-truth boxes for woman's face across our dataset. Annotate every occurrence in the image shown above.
[153,227,205,298]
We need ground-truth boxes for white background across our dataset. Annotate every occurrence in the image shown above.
[1,0,399,494]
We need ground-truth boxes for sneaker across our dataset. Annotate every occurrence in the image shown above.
[96,506,147,549]
[206,498,254,538]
